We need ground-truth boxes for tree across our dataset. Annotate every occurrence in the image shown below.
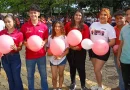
[0,0,130,16]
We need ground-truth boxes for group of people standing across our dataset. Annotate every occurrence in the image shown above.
[0,3,130,90]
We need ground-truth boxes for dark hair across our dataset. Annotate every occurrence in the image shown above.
[124,7,130,12]
[51,21,65,39]
[0,15,2,20]
[114,10,125,17]
[4,14,15,23]
[70,9,84,31]
[29,4,40,12]
[40,15,45,19]
[3,14,16,28]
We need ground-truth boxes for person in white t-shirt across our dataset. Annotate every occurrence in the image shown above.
[0,15,5,74]
[0,16,5,31]
[47,21,69,90]
[0,20,5,31]
[89,8,116,90]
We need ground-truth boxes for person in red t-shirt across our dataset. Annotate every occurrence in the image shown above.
[40,16,47,24]
[15,17,20,29]
[0,14,23,90]
[64,16,71,25]
[111,10,126,90]
[65,9,90,90]
[21,4,48,90]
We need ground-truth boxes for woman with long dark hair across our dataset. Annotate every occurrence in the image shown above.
[47,21,69,90]
[0,14,23,90]
[65,9,90,90]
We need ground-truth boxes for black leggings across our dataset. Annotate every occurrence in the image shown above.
[121,62,130,90]
[67,49,86,86]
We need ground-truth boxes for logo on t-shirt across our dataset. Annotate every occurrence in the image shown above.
[101,28,106,30]
[12,37,17,40]
[38,30,44,33]
[91,29,104,36]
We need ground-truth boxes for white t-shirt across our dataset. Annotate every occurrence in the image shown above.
[0,20,5,31]
[87,17,92,24]
[47,35,69,65]
[111,17,115,23]
[89,22,116,42]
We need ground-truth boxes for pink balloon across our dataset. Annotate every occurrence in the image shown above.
[0,52,3,58]
[27,35,44,52]
[67,30,82,46]
[92,40,109,56]
[47,48,52,55]
[113,45,119,52]
[0,35,14,54]
[50,38,65,56]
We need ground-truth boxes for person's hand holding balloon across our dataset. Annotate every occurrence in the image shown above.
[69,45,80,50]
[10,44,17,51]
[23,41,28,47]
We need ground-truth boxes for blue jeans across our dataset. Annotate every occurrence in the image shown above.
[26,56,48,90]
[1,52,23,90]
[114,56,125,90]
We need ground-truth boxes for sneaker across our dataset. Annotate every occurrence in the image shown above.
[58,88,62,90]
[69,83,76,90]
[81,86,88,90]
[98,87,104,90]
[91,86,98,90]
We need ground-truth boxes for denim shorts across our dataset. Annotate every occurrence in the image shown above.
[50,58,67,66]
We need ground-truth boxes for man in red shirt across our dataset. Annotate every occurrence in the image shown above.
[21,4,48,90]
[112,10,126,90]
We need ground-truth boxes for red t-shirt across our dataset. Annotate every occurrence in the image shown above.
[113,26,122,55]
[65,22,90,50]
[21,20,48,59]
[114,26,121,45]
[0,29,23,53]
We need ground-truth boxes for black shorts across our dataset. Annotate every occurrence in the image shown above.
[88,48,110,61]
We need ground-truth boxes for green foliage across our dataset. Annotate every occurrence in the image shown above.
[0,0,130,16]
